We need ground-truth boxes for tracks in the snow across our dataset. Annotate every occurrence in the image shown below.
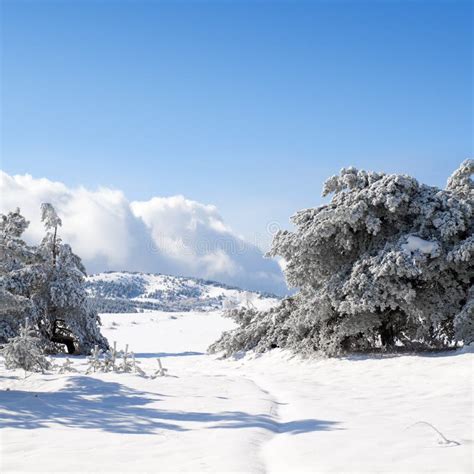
[240,376,282,474]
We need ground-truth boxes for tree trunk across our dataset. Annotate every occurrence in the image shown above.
[380,320,395,348]
[51,334,76,354]
[52,224,58,265]
[51,318,76,354]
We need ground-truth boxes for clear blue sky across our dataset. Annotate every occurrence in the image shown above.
[1,0,472,247]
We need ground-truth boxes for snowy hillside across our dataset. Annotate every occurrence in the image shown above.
[0,310,472,473]
[85,271,279,313]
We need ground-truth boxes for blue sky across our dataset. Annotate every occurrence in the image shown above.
[2,0,472,247]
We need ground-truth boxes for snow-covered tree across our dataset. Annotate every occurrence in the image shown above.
[151,358,168,378]
[0,209,39,341]
[57,358,78,374]
[0,205,108,355]
[85,342,146,375]
[211,160,473,356]
[40,203,62,266]
[2,319,51,373]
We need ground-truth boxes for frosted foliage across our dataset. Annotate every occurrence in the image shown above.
[86,342,146,375]
[0,210,39,342]
[152,358,168,378]
[2,320,51,372]
[211,161,473,357]
[446,159,474,199]
[454,286,474,345]
[0,205,108,355]
[40,203,62,230]
[57,358,77,374]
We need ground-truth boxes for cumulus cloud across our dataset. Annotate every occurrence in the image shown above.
[0,171,286,294]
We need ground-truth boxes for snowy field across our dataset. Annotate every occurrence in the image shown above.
[1,311,472,473]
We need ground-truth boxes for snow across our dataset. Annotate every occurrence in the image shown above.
[1,311,472,473]
[86,271,132,283]
[402,235,440,256]
[86,271,280,311]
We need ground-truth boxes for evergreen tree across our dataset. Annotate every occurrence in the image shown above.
[0,209,39,341]
[2,319,51,372]
[211,160,473,356]
[0,205,108,354]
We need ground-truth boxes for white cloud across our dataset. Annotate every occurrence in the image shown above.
[0,171,286,294]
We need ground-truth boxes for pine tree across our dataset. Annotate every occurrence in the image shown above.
[0,209,40,342]
[0,205,108,355]
[211,160,474,356]
[2,319,51,373]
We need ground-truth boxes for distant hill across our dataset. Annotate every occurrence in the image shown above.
[85,271,279,313]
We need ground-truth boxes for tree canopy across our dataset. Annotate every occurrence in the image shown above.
[0,204,108,354]
[211,160,473,356]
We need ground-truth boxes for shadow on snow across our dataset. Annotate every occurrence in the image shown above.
[0,376,340,435]
[133,351,204,358]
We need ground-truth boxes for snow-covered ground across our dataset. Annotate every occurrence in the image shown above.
[85,271,279,313]
[1,311,472,473]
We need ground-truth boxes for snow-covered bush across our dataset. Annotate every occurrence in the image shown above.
[0,209,38,341]
[211,160,473,356]
[2,319,51,373]
[118,344,133,373]
[131,353,146,376]
[86,342,147,376]
[57,358,78,374]
[0,205,108,354]
[151,358,168,378]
